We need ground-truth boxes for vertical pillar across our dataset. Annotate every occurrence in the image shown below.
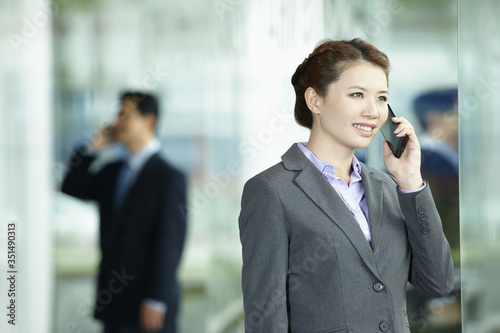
[459,0,500,331]
[0,1,53,332]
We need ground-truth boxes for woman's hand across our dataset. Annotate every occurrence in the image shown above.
[382,116,423,191]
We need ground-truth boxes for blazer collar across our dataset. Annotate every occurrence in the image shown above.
[281,143,310,171]
[282,143,384,278]
[359,163,385,257]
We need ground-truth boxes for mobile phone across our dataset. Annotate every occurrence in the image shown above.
[380,104,409,158]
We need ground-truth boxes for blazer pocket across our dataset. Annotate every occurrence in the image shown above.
[317,328,348,333]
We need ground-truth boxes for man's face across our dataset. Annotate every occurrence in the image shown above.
[115,98,151,145]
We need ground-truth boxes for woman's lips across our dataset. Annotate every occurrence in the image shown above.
[353,123,375,136]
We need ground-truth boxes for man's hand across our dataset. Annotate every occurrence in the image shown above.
[139,303,166,332]
[90,125,116,151]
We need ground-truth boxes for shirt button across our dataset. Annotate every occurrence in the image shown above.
[422,227,430,234]
[379,321,390,332]
[420,214,428,221]
[421,221,429,228]
[418,207,427,214]
[373,282,385,292]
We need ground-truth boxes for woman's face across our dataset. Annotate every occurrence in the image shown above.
[313,62,389,151]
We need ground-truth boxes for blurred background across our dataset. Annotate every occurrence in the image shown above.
[0,0,498,332]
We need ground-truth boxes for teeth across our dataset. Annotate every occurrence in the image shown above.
[354,124,373,132]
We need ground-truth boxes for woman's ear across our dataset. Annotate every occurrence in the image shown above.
[305,87,321,115]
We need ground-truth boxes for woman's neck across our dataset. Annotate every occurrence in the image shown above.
[306,134,355,185]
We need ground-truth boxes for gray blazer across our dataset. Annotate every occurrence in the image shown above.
[239,144,454,333]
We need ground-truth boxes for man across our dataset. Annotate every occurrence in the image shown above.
[413,88,459,250]
[62,92,187,333]
[407,88,460,333]
[414,88,458,179]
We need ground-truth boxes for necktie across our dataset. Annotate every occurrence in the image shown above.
[114,161,132,211]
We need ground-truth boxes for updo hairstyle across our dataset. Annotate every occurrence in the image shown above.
[291,38,391,129]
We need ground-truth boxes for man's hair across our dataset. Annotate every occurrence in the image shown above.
[120,91,159,119]
[413,88,457,131]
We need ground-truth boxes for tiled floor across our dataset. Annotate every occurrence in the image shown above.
[53,275,243,333]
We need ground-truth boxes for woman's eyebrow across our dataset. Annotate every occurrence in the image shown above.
[348,85,367,91]
[348,85,389,94]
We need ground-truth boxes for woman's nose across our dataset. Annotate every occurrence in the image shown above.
[362,101,379,118]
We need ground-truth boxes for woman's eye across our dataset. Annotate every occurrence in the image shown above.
[378,96,388,102]
[352,92,363,98]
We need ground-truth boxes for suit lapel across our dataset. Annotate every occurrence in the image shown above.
[283,144,380,278]
[360,165,384,257]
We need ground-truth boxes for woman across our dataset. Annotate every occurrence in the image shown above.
[238,38,453,333]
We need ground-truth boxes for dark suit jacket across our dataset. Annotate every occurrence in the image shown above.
[239,144,453,333]
[62,145,187,327]
[420,145,460,250]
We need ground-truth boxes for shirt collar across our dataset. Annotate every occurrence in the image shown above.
[126,138,161,171]
[297,142,362,183]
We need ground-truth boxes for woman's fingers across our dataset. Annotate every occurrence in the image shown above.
[382,141,394,160]
[391,117,417,140]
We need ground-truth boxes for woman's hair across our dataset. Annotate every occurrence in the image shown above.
[291,38,391,129]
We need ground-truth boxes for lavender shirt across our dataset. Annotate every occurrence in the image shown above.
[297,143,372,242]
[297,142,425,243]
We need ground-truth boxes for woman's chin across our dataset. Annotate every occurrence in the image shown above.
[354,140,373,149]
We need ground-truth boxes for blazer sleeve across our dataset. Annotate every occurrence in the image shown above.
[61,145,98,200]
[145,169,187,304]
[239,176,290,332]
[397,183,454,297]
